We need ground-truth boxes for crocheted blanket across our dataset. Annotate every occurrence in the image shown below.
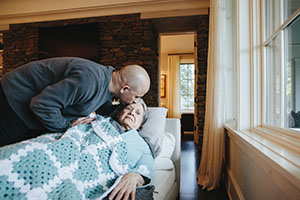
[0,116,131,200]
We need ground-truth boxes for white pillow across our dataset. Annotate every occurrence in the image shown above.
[157,132,175,159]
[152,132,176,171]
[152,157,174,171]
[139,107,168,157]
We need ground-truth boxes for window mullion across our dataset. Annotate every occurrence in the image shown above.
[280,29,285,128]
[279,0,283,128]
[237,0,251,130]
[261,0,266,127]
[250,0,254,129]
[252,0,262,128]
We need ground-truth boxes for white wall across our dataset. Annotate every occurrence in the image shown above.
[225,127,300,200]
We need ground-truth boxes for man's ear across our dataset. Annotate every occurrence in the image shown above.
[120,84,130,93]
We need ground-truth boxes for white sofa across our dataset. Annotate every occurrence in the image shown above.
[152,118,181,200]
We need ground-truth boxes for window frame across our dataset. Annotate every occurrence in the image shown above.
[262,0,300,126]
[225,0,300,194]
[231,0,300,153]
[259,1,300,139]
[250,0,300,150]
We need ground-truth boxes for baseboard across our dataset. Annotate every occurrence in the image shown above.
[225,168,245,200]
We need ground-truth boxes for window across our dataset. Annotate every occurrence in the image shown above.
[226,0,237,125]
[263,1,300,130]
[284,16,300,129]
[224,0,300,196]
[179,63,194,112]
[264,35,280,126]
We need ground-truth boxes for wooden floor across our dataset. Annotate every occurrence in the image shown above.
[178,134,229,200]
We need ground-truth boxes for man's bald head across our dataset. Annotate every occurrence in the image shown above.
[120,65,150,94]
[110,64,150,105]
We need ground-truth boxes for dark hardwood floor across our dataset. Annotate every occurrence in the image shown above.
[179,134,229,200]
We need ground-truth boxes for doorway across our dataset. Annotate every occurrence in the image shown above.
[159,32,197,141]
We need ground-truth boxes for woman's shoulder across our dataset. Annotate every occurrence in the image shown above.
[122,130,148,144]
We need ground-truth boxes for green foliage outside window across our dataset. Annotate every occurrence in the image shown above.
[180,63,194,111]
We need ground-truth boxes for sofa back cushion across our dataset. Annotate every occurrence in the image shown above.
[139,107,168,157]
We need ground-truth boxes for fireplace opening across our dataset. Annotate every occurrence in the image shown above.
[39,23,100,62]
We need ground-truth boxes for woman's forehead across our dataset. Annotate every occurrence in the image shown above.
[127,103,143,111]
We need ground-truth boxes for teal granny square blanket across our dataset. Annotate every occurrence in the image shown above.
[0,115,142,200]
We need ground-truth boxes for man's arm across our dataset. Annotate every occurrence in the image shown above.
[30,71,97,131]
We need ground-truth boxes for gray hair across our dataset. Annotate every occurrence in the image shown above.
[111,98,148,130]
[135,98,148,130]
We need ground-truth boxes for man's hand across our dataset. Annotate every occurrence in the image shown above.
[109,172,144,200]
[71,117,96,126]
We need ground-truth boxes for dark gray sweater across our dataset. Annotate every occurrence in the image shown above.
[1,57,114,132]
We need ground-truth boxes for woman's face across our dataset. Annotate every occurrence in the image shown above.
[118,103,144,130]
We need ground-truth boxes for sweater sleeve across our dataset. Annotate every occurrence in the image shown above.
[129,147,154,185]
[29,69,97,132]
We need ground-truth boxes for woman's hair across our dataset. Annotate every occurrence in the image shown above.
[110,98,148,130]
[135,98,148,130]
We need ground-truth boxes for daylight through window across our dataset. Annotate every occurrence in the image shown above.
[263,1,300,130]
[179,63,194,112]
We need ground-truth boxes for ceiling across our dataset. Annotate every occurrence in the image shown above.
[161,33,194,54]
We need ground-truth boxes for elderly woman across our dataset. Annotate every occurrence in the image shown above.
[0,99,153,200]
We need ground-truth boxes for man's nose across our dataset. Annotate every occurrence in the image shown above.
[128,99,134,104]
[133,97,141,103]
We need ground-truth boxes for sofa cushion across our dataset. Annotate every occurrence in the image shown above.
[139,107,168,157]
[152,167,176,200]
[153,157,174,171]
[157,132,175,159]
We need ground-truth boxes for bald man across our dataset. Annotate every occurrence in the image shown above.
[0,57,150,146]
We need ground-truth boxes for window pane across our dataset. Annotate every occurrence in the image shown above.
[265,36,280,126]
[226,0,237,126]
[180,63,194,111]
[283,0,300,22]
[284,15,300,129]
[264,0,280,39]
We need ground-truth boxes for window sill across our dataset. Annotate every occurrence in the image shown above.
[224,121,300,192]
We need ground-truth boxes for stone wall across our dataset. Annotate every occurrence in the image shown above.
[0,33,3,76]
[196,15,209,146]
[2,14,159,106]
